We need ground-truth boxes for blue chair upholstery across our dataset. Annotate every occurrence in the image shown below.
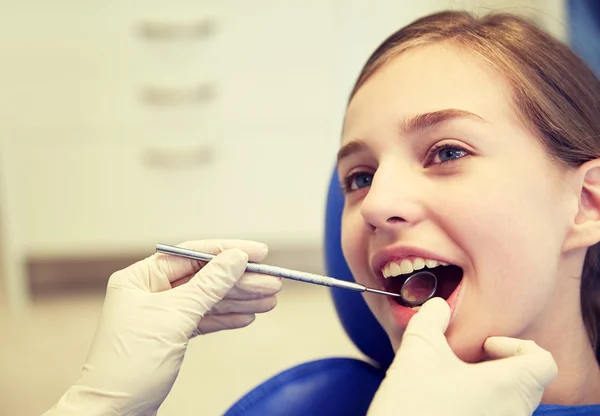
[223,358,384,416]
[568,0,600,79]
[223,169,600,415]
[325,170,394,369]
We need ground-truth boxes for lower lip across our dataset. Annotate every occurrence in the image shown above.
[388,279,464,328]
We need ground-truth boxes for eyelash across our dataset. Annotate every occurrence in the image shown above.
[341,171,372,194]
[341,143,471,194]
[425,143,470,167]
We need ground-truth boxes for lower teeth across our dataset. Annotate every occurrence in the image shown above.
[410,306,421,311]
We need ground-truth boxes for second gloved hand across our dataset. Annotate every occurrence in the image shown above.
[45,239,281,416]
[368,298,558,416]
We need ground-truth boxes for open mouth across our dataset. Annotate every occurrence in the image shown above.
[383,262,463,308]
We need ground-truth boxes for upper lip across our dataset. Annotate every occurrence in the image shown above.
[371,245,457,278]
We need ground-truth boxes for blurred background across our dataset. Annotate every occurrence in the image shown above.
[0,0,593,414]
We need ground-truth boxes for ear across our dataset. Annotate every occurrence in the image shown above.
[563,160,600,252]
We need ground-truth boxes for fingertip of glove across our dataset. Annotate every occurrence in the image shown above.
[419,297,451,320]
[255,242,269,258]
[237,313,257,328]
[421,296,448,310]
[225,248,249,262]
[405,297,450,334]
[262,275,283,292]
[484,337,540,356]
[239,241,269,262]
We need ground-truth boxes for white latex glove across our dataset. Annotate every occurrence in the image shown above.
[368,297,558,416]
[44,239,281,416]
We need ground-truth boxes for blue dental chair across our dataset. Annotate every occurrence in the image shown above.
[223,170,600,416]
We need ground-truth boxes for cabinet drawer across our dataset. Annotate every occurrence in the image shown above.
[0,1,339,131]
[19,141,221,254]
[7,124,336,255]
[0,1,223,129]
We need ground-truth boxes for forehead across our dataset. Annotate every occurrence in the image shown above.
[342,43,518,142]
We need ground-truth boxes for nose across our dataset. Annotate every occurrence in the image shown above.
[360,163,426,232]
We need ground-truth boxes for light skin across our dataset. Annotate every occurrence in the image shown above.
[338,43,600,405]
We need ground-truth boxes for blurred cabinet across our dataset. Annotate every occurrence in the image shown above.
[0,1,342,310]
[0,1,340,130]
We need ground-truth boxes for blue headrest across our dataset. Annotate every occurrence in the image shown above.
[324,169,394,368]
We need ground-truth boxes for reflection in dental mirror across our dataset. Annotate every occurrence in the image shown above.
[401,271,438,306]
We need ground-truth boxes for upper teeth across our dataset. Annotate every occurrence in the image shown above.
[382,258,449,278]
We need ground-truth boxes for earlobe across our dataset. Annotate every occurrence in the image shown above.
[564,162,600,252]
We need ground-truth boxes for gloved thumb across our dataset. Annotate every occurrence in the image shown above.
[483,337,558,388]
[178,248,249,311]
[388,297,455,374]
[402,297,451,342]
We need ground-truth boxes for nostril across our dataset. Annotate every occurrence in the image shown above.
[386,216,405,223]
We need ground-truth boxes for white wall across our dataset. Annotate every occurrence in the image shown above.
[0,1,567,310]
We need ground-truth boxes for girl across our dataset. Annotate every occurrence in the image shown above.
[337,10,600,414]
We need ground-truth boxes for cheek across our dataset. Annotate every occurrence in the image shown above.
[341,211,369,280]
[438,164,566,338]
[439,186,566,361]
[437,159,566,271]
[341,208,405,348]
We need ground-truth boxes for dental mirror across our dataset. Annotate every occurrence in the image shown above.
[400,271,438,306]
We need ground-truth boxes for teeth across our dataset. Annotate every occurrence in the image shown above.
[383,263,391,278]
[382,257,450,278]
[399,259,413,275]
[413,257,425,271]
[425,259,439,268]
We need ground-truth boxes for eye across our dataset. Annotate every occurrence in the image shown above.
[342,171,373,193]
[426,144,470,166]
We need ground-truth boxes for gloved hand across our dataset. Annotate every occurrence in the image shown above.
[368,298,558,416]
[44,239,281,416]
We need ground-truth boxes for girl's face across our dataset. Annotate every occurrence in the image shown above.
[339,43,578,362]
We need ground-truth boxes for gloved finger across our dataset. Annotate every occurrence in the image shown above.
[158,239,268,283]
[170,274,193,289]
[206,296,278,315]
[178,239,269,262]
[171,272,283,295]
[393,297,455,369]
[224,273,283,299]
[193,313,256,336]
[403,297,451,339]
[484,338,546,359]
[178,248,249,310]
[483,337,558,387]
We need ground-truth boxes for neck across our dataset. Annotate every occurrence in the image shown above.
[539,324,600,405]
[526,257,600,405]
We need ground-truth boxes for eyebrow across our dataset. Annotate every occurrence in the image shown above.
[337,108,486,164]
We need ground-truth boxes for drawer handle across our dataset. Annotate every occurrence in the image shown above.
[141,145,215,170]
[137,19,216,40]
[140,84,216,106]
